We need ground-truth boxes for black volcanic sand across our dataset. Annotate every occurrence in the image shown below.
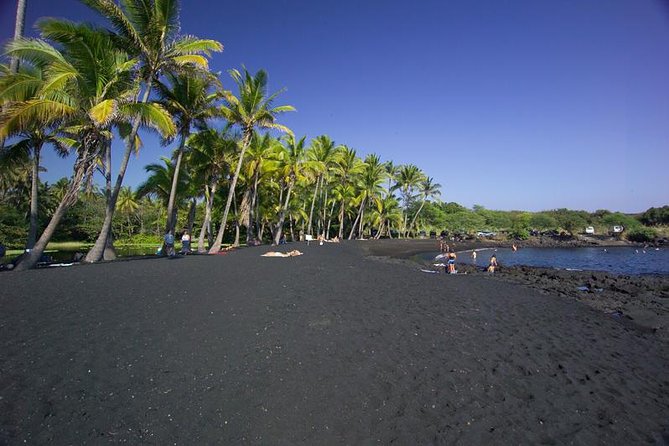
[1,240,669,444]
[368,239,669,343]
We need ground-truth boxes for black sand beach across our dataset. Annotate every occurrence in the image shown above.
[1,240,668,444]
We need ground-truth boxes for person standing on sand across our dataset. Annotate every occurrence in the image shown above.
[180,230,191,254]
[488,254,498,273]
[447,251,457,274]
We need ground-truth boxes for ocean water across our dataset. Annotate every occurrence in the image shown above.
[423,247,669,276]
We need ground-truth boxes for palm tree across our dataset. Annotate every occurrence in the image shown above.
[241,132,279,244]
[331,146,364,238]
[407,176,441,234]
[116,186,139,238]
[304,135,339,236]
[2,23,175,271]
[370,194,402,238]
[395,164,425,237]
[154,69,220,245]
[384,160,398,195]
[0,61,75,249]
[136,157,184,211]
[81,0,222,262]
[186,128,236,251]
[272,135,306,245]
[209,68,295,253]
[348,154,386,239]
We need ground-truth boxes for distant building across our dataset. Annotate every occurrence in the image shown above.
[585,226,595,234]
[612,225,624,233]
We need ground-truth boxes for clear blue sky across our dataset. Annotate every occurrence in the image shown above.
[2,0,668,213]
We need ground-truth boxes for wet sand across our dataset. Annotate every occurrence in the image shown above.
[1,240,668,444]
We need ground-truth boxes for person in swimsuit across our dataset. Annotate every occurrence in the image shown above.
[487,254,498,273]
[447,251,457,274]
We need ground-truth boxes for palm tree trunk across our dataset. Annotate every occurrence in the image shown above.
[164,134,187,235]
[326,199,336,239]
[232,190,240,247]
[338,200,346,239]
[197,184,213,252]
[14,144,96,271]
[408,199,426,235]
[209,129,252,253]
[320,181,328,236]
[26,142,42,249]
[9,0,27,74]
[187,197,196,234]
[348,197,365,240]
[306,174,321,235]
[102,141,116,261]
[357,199,366,238]
[273,183,293,245]
[246,171,260,244]
[85,82,153,262]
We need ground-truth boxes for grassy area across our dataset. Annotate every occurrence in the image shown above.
[6,241,93,257]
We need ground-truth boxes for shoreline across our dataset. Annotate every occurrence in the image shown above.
[359,239,669,343]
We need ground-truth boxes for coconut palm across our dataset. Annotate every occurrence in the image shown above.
[136,157,184,208]
[331,145,364,238]
[407,176,441,234]
[2,23,175,271]
[81,0,222,262]
[153,69,220,245]
[208,67,295,253]
[116,185,139,238]
[395,164,425,237]
[240,132,280,244]
[272,134,306,245]
[304,135,339,236]
[370,194,402,239]
[186,128,237,251]
[0,60,78,248]
[348,154,386,239]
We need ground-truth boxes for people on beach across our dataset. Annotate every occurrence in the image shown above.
[487,254,498,273]
[180,230,191,254]
[261,250,303,257]
[447,251,457,274]
[163,231,175,257]
[471,251,477,261]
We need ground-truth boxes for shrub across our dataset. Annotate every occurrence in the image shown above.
[626,227,656,243]
[115,233,162,245]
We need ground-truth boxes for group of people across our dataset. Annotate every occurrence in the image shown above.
[161,229,191,257]
[437,236,499,274]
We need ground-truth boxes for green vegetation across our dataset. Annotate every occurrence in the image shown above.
[0,0,665,268]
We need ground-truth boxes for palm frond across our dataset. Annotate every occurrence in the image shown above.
[119,102,176,138]
[172,35,223,56]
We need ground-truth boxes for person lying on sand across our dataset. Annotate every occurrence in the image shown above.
[261,250,303,257]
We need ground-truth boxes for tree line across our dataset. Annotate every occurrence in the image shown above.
[1,1,665,270]
[0,0,446,269]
